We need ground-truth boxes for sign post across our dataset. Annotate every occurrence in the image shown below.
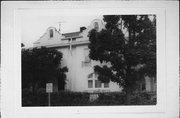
[46,83,53,106]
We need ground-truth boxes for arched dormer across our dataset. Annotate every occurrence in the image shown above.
[34,26,62,47]
[89,19,104,32]
[46,27,59,39]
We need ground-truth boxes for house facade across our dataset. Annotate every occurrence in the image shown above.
[33,19,156,93]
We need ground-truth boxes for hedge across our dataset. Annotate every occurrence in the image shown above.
[22,89,156,106]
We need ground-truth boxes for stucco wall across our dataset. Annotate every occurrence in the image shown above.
[58,43,121,92]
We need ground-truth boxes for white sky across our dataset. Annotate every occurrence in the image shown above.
[21,14,154,48]
[21,15,103,48]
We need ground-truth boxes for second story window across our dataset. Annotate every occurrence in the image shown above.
[82,48,91,67]
[84,48,91,63]
[50,29,53,38]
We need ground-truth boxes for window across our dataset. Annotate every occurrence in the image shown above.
[88,80,93,88]
[94,22,99,31]
[50,29,53,38]
[95,80,102,88]
[82,48,91,67]
[104,83,109,88]
[87,73,109,89]
[84,48,90,63]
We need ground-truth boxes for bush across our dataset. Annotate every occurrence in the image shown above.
[130,91,156,105]
[95,92,126,105]
[22,88,48,106]
[22,89,156,106]
[51,91,90,106]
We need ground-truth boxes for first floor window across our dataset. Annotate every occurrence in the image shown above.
[87,73,109,89]
[95,80,102,88]
[104,82,109,88]
[88,80,93,88]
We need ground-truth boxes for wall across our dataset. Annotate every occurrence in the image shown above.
[57,42,122,92]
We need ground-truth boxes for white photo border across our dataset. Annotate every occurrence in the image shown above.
[1,1,179,118]
[15,6,166,114]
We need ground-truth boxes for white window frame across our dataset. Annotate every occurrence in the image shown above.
[87,73,110,90]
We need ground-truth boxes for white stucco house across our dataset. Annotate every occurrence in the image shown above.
[33,19,156,93]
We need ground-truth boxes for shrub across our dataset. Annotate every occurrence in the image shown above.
[22,88,48,106]
[50,91,89,106]
[130,91,156,105]
[22,89,156,106]
[96,92,126,105]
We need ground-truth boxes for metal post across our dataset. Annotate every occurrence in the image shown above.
[69,38,72,55]
[48,92,51,106]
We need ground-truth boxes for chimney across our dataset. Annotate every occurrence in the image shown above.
[80,27,86,32]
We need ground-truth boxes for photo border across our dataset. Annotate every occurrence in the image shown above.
[1,1,179,118]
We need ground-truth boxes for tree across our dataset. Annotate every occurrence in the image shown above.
[88,15,156,104]
[22,47,68,92]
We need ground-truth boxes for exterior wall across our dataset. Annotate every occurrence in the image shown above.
[57,47,72,91]
[58,43,121,92]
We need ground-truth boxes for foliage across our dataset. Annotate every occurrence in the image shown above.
[22,90,156,106]
[22,47,68,92]
[51,91,90,106]
[88,15,156,94]
[22,88,48,106]
[130,91,156,105]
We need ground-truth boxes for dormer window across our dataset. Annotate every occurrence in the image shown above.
[50,29,53,38]
[94,22,99,31]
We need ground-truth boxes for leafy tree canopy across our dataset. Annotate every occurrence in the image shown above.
[88,15,156,92]
[22,47,68,92]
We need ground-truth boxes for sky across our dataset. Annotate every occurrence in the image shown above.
[21,15,103,48]
[21,15,154,48]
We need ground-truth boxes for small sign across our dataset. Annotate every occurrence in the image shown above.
[46,83,53,93]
